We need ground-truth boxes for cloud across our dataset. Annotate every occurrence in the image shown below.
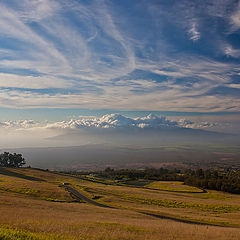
[0,114,235,148]
[0,113,237,149]
[0,120,39,129]
[0,114,177,130]
[225,45,240,58]
[0,73,73,89]
[20,0,60,22]
[0,114,219,132]
[43,114,178,130]
[188,22,200,41]
[207,0,236,18]
[0,0,238,112]
[228,84,240,89]
[178,119,217,129]
[230,2,240,29]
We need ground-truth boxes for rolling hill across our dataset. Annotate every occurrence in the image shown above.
[0,167,239,239]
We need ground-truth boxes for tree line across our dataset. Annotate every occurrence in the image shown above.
[0,152,26,168]
[184,169,240,194]
[86,167,240,194]
[95,167,183,181]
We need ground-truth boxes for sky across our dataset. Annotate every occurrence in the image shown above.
[0,0,240,148]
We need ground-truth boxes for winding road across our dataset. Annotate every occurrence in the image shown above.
[62,184,234,228]
[63,184,114,208]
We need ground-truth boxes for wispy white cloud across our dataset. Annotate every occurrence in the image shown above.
[230,2,240,29]
[18,0,60,22]
[0,0,238,112]
[225,45,240,58]
[188,22,200,41]
[227,84,240,89]
[0,73,73,89]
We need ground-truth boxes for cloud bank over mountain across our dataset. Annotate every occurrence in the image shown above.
[46,114,179,130]
[0,113,237,149]
[0,114,219,131]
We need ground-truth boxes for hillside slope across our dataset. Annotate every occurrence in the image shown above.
[0,168,239,240]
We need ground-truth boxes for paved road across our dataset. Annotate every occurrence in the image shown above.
[71,176,206,194]
[62,184,230,228]
[64,185,114,208]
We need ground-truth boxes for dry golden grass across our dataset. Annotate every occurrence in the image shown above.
[146,181,203,192]
[70,178,240,226]
[0,168,240,239]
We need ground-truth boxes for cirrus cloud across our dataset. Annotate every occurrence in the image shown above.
[0,0,239,112]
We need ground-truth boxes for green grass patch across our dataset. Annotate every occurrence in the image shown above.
[146,181,203,193]
[0,186,40,198]
[187,191,232,200]
[0,226,65,240]
[82,186,240,213]
[123,194,240,213]
[0,185,72,203]
[40,197,67,202]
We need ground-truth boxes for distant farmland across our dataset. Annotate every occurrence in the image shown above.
[4,144,240,171]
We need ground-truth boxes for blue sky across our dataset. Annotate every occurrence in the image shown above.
[0,0,240,116]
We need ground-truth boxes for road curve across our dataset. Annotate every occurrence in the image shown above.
[71,176,207,194]
[64,185,114,208]
[62,184,233,228]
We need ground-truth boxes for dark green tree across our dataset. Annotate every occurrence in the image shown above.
[0,152,26,167]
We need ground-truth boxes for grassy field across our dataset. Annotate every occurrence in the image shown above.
[145,181,204,192]
[0,168,240,239]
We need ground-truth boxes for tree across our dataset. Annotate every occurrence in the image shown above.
[184,168,240,194]
[0,152,26,167]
